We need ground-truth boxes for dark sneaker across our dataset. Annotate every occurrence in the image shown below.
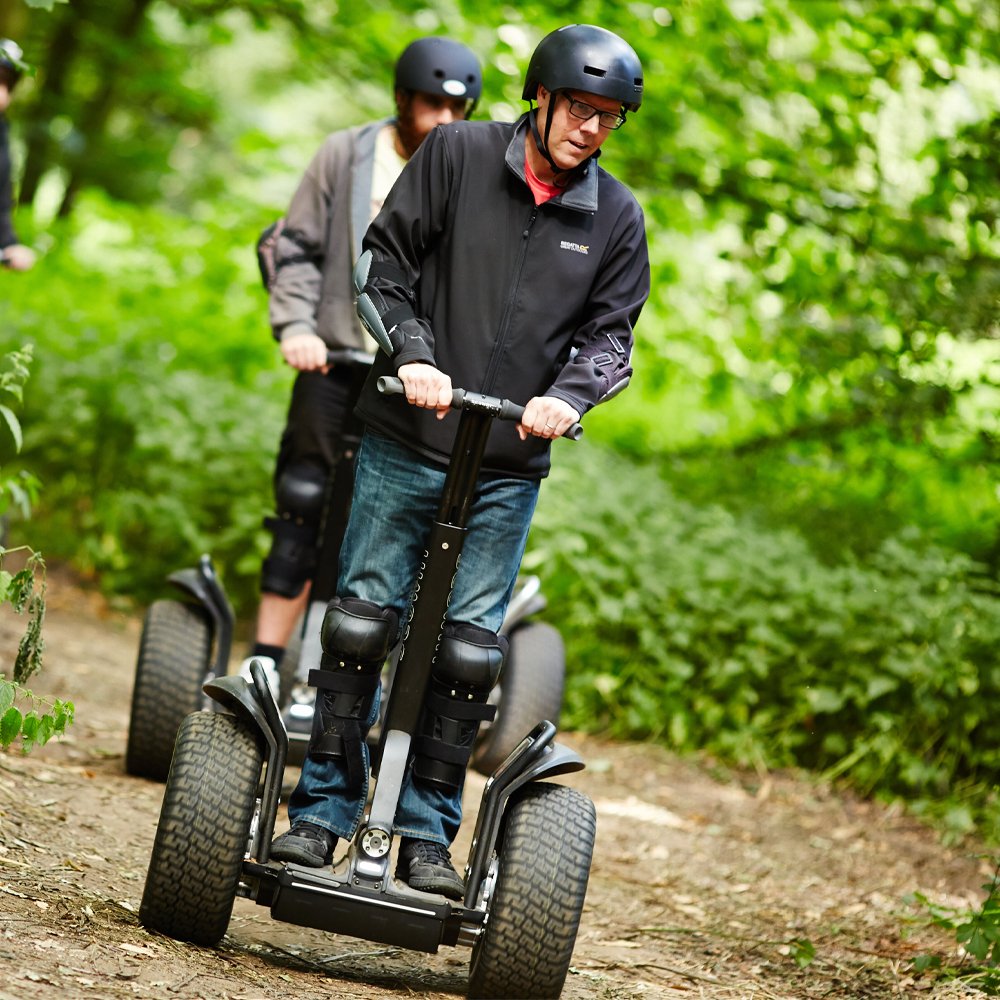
[270,823,336,867]
[395,838,464,900]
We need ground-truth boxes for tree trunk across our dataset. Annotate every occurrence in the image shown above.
[57,0,154,219]
[17,2,85,208]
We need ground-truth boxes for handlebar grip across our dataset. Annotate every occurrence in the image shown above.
[377,376,464,407]
[376,376,583,440]
[498,400,582,441]
[326,348,375,367]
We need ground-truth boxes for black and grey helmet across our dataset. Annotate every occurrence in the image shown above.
[395,37,482,113]
[0,38,29,89]
[522,24,643,113]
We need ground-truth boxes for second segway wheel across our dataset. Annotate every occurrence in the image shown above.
[467,782,596,999]
[473,620,565,775]
[125,599,213,781]
[139,711,262,946]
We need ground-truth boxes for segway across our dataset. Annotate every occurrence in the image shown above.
[138,379,596,999]
[125,352,565,782]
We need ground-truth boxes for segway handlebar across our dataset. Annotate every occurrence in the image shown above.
[325,348,375,368]
[377,375,583,441]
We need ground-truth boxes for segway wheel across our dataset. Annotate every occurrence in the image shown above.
[467,783,596,999]
[139,711,262,946]
[125,599,213,781]
[473,621,565,775]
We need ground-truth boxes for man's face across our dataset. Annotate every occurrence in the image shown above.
[396,90,471,156]
[535,86,623,172]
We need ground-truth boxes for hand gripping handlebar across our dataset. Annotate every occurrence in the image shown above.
[377,376,583,441]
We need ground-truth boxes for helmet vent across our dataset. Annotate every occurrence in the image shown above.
[583,65,608,78]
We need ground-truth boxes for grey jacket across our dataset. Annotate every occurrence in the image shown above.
[268,117,395,350]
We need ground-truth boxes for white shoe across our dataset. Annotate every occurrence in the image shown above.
[283,683,315,736]
[238,655,280,700]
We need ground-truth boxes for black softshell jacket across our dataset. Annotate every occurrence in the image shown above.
[357,113,650,479]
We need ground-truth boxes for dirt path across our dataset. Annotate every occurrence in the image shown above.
[0,570,992,999]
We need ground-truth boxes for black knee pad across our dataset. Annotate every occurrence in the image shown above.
[320,597,398,664]
[306,598,398,789]
[260,464,327,597]
[412,622,508,789]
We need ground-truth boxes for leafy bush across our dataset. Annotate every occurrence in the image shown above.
[0,194,290,614]
[909,861,1000,992]
[527,443,1000,840]
[0,346,74,753]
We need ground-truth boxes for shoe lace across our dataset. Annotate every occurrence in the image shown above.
[408,840,453,866]
[296,823,331,846]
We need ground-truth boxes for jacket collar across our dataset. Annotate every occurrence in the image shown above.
[505,113,599,214]
[351,116,397,255]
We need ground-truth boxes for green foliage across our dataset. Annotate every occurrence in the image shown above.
[908,861,1000,992]
[0,346,67,754]
[1,550,46,684]
[528,444,1000,839]
[787,938,816,970]
[582,0,1000,566]
[0,193,289,614]
[9,0,999,567]
[0,683,74,754]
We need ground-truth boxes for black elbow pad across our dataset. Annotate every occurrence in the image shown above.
[352,250,415,357]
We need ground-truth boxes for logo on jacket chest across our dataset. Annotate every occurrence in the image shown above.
[560,240,590,255]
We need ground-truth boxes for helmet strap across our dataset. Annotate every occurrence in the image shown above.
[394,92,423,160]
[527,104,570,187]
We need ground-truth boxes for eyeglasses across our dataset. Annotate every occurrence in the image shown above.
[563,95,626,130]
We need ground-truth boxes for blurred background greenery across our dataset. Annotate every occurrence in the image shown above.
[1,0,999,840]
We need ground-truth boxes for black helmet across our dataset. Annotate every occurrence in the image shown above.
[522,24,643,113]
[395,37,482,111]
[0,38,29,89]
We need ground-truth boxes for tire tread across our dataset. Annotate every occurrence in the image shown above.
[139,712,262,946]
[468,783,596,999]
[125,600,212,781]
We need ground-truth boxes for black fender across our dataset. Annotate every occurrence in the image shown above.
[167,554,235,679]
[463,720,584,908]
[204,662,287,864]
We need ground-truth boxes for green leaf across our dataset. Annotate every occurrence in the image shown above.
[804,686,846,714]
[0,706,23,747]
[52,700,75,734]
[36,713,55,746]
[788,938,816,968]
[0,681,15,715]
[0,404,23,453]
[20,712,39,742]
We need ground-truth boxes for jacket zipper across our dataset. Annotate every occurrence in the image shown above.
[482,204,538,395]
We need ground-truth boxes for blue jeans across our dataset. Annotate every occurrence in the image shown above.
[287,430,540,845]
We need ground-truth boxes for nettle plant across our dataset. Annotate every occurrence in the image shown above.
[0,346,73,752]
